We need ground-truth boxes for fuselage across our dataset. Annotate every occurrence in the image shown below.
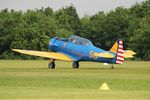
[48,36,116,64]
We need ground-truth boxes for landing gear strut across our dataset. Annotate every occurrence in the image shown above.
[48,59,55,69]
[111,64,114,69]
[72,61,79,69]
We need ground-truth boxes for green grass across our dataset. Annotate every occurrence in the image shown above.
[0,60,150,100]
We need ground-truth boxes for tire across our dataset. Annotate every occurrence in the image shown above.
[48,62,55,69]
[72,61,79,69]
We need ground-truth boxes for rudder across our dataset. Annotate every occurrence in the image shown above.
[110,39,124,64]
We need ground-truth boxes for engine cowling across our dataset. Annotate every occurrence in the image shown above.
[48,37,59,51]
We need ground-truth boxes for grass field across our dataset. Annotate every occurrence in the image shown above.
[0,60,150,100]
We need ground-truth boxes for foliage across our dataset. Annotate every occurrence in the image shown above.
[0,1,150,60]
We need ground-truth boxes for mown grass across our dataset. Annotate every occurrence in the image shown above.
[0,60,150,100]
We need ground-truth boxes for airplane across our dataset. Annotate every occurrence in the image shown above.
[12,35,136,69]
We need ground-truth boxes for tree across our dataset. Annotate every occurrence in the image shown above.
[55,5,81,35]
[0,1,150,60]
[129,17,150,60]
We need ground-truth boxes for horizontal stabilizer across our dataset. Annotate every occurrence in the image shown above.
[94,52,115,58]
[124,50,136,55]
[124,54,134,58]
[123,50,136,58]
[12,49,73,61]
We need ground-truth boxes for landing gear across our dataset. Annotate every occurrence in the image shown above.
[48,62,55,69]
[111,64,114,69]
[72,61,79,69]
[48,59,55,69]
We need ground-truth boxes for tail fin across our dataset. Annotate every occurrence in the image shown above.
[110,39,124,64]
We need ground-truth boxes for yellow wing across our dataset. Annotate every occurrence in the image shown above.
[94,52,115,58]
[12,49,73,61]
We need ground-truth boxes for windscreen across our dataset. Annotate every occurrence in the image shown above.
[68,35,92,46]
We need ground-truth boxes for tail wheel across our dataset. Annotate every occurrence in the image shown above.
[72,61,79,69]
[48,62,55,69]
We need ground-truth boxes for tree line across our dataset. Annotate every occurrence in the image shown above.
[0,0,150,60]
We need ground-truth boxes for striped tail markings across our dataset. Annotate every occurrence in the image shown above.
[116,40,124,64]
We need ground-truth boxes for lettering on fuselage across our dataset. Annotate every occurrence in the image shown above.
[89,50,98,59]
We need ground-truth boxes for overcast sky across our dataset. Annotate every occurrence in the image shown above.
[0,0,146,17]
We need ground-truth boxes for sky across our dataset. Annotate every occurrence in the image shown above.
[0,0,146,17]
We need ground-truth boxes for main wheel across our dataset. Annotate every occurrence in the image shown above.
[72,61,79,69]
[48,62,55,69]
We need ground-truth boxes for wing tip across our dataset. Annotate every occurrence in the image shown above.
[12,49,17,52]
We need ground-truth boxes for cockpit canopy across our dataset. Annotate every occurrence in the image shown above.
[68,35,93,46]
